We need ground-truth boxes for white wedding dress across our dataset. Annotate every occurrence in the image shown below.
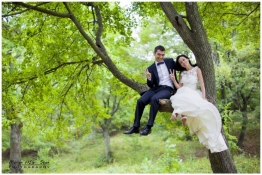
[170,66,228,153]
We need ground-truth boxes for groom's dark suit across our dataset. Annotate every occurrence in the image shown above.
[133,58,177,128]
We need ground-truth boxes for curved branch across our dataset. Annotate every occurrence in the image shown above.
[63,2,72,15]
[9,2,148,94]
[2,2,50,17]
[160,2,191,33]
[237,3,260,26]
[64,3,148,94]
[13,2,71,18]
[185,2,203,32]
[160,2,195,49]
[13,60,90,85]
[93,5,103,46]
[79,2,97,39]
[79,2,106,54]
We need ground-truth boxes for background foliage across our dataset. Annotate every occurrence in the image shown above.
[2,1,260,173]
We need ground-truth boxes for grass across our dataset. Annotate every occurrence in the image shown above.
[2,126,260,173]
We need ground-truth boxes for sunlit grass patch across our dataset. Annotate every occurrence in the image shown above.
[2,126,260,174]
[233,154,260,173]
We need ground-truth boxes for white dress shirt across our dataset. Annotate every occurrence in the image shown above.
[155,61,174,89]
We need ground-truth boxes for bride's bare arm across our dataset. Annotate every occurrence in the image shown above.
[197,67,206,100]
[170,69,183,89]
[178,73,183,87]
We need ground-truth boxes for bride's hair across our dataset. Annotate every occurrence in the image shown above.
[175,54,197,71]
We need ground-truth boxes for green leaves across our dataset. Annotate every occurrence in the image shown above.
[215,44,259,115]
[2,2,259,151]
[140,140,182,173]
[198,2,260,50]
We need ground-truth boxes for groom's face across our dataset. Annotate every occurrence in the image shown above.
[154,50,165,62]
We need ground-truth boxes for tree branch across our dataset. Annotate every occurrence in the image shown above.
[158,99,173,113]
[240,92,247,111]
[160,2,191,34]
[63,2,72,15]
[80,2,96,39]
[8,2,148,94]
[93,4,104,48]
[185,2,205,34]
[61,62,86,101]
[13,2,71,18]
[112,95,126,116]
[65,3,148,94]
[237,3,260,26]
[79,2,106,54]
[2,2,50,17]
[111,96,117,116]
[13,60,90,85]
[160,2,196,51]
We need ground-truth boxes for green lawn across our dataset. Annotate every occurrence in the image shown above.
[2,127,260,173]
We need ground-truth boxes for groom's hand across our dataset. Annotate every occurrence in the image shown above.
[146,69,151,80]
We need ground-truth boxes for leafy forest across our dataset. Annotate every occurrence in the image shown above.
[2,2,260,174]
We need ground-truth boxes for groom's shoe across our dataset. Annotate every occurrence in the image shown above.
[140,127,151,136]
[123,126,139,134]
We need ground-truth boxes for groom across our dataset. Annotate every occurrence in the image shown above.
[124,45,177,136]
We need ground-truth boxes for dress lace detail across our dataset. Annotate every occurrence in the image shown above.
[181,66,198,90]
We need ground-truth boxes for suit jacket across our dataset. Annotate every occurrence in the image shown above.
[147,58,177,90]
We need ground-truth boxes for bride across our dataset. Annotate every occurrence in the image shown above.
[160,54,228,153]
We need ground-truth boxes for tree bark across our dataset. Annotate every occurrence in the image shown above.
[10,123,23,173]
[208,128,237,173]
[237,111,248,148]
[237,93,249,148]
[159,99,173,113]
[100,92,123,161]
[102,120,112,161]
[160,2,217,102]
[160,2,237,173]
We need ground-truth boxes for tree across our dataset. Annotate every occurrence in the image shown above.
[152,2,258,172]
[2,37,24,173]
[2,2,259,173]
[198,2,260,50]
[97,76,131,161]
[216,46,260,149]
[159,2,238,173]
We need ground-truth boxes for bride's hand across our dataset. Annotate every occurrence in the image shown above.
[169,69,176,81]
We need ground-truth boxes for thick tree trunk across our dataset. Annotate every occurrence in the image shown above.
[208,128,237,173]
[237,111,248,148]
[10,123,23,173]
[160,2,237,173]
[160,2,216,101]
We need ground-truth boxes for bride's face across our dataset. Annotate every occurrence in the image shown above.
[178,56,189,68]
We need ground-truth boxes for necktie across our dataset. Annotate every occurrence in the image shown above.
[157,62,164,66]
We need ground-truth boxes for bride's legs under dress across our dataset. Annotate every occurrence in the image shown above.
[170,113,177,121]
[170,113,187,126]
[159,99,187,126]
[181,115,187,126]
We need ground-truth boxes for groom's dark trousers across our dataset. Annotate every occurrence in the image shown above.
[133,85,173,127]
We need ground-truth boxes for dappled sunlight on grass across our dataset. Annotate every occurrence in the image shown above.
[182,157,212,173]
[2,127,260,173]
